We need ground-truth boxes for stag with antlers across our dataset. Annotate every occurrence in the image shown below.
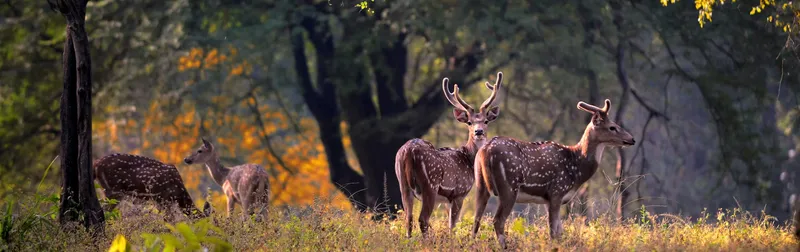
[184,138,270,222]
[395,72,503,237]
[472,99,635,248]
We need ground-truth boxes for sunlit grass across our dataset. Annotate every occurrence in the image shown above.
[0,194,797,251]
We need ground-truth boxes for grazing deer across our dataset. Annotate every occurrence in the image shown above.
[472,99,635,248]
[94,153,210,219]
[395,72,503,237]
[184,138,270,222]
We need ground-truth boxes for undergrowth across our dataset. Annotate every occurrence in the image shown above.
[0,194,797,251]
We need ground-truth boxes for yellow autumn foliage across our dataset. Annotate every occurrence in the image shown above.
[95,46,354,210]
[662,0,799,31]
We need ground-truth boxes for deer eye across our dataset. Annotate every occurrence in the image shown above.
[466,121,472,126]
[484,120,489,124]
[198,150,203,153]
[609,126,617,132]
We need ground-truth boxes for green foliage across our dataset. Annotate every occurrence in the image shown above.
[100,198,121,221]
[0,194,59,250]
[118,220,233,252]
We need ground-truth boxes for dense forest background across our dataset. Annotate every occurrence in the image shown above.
[3,0,800,221]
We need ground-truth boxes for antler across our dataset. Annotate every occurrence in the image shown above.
[480,72,503,112]
[601,99,611,113]
[577,99,612,115]
[577,102,603,113]
[442,77,473,112]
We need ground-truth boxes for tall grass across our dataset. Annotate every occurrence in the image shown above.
[1,158,796,251]
[0,194,796,251]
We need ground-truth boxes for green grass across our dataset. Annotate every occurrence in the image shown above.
[0,194,797,252]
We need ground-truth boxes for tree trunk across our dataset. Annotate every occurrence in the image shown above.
[71,13,105,231]
[318,117,368,211]
[290,22,368,211]
[59,33,80,225]
[348,133,405,214]
[795,197,799,249]
[53,0,104,232]
[615,150,628,219]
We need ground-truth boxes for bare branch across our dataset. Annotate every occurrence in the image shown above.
[630,89,670,121]
[246,92,297,176]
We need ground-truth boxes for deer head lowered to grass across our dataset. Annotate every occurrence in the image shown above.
[184,138,270,222]
[472,99,635,248]
[395,72,503,238]
[94,153,211,220]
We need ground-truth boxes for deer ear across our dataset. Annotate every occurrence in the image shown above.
[486,106,500,121]
[591,114,605,126]
[202,138,212,148]
[453,108,469,123]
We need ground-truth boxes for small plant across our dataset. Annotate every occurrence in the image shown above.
[638,205,651,227]
[99,198,121,221]
[0,156,60,249]
[108,220,232,252]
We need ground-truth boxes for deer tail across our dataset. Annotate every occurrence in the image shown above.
[256,177,269,205]
[395,144,413,193]
[476,147,498,196]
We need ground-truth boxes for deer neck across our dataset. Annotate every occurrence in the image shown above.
[204,153,231,186]
[462,134,485,160]
[570,124,605,179]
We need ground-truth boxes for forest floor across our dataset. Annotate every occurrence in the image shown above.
[1,195,797,251]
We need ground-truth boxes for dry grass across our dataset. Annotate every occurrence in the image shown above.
[1,196,797,252]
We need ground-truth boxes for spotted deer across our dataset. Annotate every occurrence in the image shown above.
[395,72,503,237]
[184,138,270,222]
[472,99,635,248]
[94,153,210,219]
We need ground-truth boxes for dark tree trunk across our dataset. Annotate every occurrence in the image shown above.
[290,21,368,211]
[59,33,80,225]
[52,0,105,232]
[795,197,800,249]
[71,12,104,231]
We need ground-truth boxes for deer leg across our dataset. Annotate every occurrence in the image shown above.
[472,179,491,238]
[241,197,252,222]
[493,190,517,249]
[155,199,176,223]
[226,196,235,218]
[547,198,563,239]
[254,202,267,222]
[448,197,464,231]
[418,187,436,237]
[400,182,415,238]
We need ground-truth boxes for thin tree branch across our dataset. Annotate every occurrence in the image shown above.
[247,92,297,176]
